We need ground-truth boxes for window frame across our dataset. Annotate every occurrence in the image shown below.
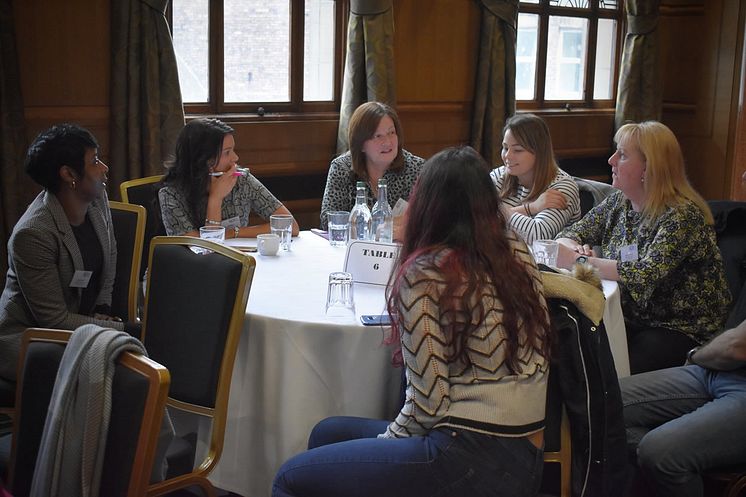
[167,0,349,118]
[517,0,625,111]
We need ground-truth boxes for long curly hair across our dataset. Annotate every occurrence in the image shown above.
[385,146,550,372]
[163,118,234,228]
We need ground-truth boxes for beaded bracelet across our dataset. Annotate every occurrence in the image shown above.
[205,218,222,226]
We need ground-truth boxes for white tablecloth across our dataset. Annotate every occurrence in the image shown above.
[200,231,628,497]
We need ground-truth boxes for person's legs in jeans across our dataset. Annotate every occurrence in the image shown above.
[307,416,389,449]
[273,417,544,497]
[626,324,699,374]
[622,366,746,497]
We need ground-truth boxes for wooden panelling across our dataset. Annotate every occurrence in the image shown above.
[660,0,743,200]
[15,0,110,109]
[394,1,480,103]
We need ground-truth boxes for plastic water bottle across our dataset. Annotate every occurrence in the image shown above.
[349,181,371,242]
[371,179,393,242]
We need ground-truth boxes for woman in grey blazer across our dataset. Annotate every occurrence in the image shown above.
[0,124,129,381]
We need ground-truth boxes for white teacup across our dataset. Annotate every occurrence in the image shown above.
[257,233,280,256]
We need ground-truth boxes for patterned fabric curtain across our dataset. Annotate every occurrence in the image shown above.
[336,0,396,153]
[470,0,518,166]
[0,0,29,283]
[614,0,661,130]
[110,0,184,193]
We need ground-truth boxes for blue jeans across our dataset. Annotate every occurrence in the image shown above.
[621,365,746,497]
[272,416,544,497]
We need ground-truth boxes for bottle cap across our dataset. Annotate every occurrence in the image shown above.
[356,181,365,188]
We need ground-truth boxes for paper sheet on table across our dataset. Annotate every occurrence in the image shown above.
[392,198,408,216]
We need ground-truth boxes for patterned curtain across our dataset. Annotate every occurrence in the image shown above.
[336,0,397,153]
[0,0,28,283]
[470,0,518,166]
[614,0,661,130]
[110,0,185,193]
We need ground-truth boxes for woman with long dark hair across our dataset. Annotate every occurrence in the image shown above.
[159,118,298,238]
[272,146,551,497]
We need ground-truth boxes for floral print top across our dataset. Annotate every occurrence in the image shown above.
[159,173,282,235]
[557,190,731,343]
[319,149,425,229]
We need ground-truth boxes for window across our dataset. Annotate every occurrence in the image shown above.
[517,0,624,109]
[169,0,347,115]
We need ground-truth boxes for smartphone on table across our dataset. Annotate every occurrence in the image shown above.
[360,314,392,326]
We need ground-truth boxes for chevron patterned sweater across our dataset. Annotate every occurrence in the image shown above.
[381,234,549,439]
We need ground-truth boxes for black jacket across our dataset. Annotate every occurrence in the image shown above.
[543,271,627,497]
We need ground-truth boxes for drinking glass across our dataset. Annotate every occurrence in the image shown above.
[325,272,355,321]
[327,211,350,247]
[194,225,226,254]
[270,214,294,251]
[532,239,559,267]
[199,225,226,244]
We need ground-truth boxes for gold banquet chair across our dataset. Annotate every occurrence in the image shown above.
[6,327,170,497]
[119,175,166,283]
[543,407,572,497]
[110,201,146,322]
[142,236,255,497]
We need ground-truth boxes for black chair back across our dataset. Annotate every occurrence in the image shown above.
[574,177,617,216]
[110,201,146,322]
[6,328,169,497]
[120,176,166,281]
[141,236,255,496]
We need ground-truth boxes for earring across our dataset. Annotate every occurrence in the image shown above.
[71,179,77,189]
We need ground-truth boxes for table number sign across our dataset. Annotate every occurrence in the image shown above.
[343,240,401,286]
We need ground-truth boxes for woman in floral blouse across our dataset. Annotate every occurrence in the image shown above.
[319,102,424,232]
[555,121,730,374]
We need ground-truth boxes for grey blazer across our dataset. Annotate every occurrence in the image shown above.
[0,189,125,381]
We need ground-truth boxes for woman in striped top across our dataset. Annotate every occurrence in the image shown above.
[490,113,580,245]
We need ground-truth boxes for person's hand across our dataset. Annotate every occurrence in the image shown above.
[208,164,239,201]
[93,313,123,322]
[556,242,579,269]
[529,189,567,213]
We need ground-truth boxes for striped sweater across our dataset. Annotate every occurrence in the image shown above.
[380,233,549,439]
[490,166,581,244]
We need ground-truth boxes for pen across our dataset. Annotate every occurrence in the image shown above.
[209,166,250,177]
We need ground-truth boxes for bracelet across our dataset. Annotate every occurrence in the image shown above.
[524,203,533,217]
[205,218,222,226]
[233,226,240,238]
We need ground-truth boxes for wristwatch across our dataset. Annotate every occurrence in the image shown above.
[686,346,700,365]
[575,255,589,265]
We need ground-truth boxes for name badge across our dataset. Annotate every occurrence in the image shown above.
[69,270,93,288]
[620,244,639,262]
[221,216,241,229]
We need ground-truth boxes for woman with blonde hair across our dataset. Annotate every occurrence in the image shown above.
[490,113,581,244]
[555,121,730,373]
